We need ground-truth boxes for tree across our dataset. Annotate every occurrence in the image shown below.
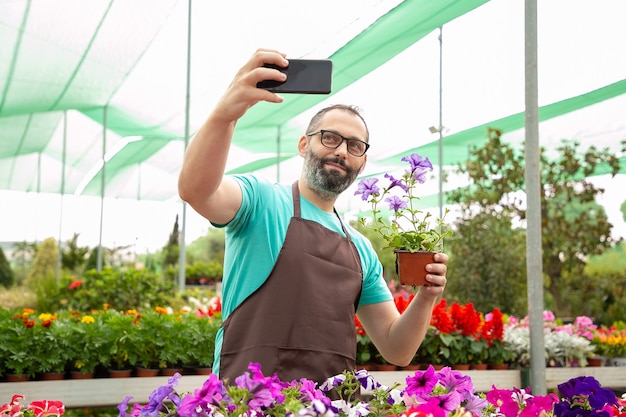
[25,237,58,310]
[445,212,527,316]
[0,247,15,288]
[11,240,37,285]
[60,233,89,273]
[449,128,623,317]
[162,215,180,269]
[186,228,225,264]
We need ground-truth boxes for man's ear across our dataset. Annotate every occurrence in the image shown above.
[358,155,368,174]
[297,135,308,157]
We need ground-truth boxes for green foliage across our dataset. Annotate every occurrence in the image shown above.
[185,260,223,284]
[449,128,624,317]
[183,314,221,368]
[186,228,225,264]
[49,267,176,311]
[0,307,221,377]
[162,215,180,269]
[574,244,626,325]
[0,309,37,377]
[351,220,397,280]
[60,233,89,273]
[10,241,36,286]
[24,237,57,290]
[446,212,527,316]
[0,247,14,288]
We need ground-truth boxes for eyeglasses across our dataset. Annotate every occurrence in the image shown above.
[306,130,370,157]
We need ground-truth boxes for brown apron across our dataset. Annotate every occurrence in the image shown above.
[219,181,363,384]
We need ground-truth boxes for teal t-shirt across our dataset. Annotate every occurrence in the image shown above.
[211,174,393,374]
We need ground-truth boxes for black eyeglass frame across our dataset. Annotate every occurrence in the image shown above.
[305,129,370,157]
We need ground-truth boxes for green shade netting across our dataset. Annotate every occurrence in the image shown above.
[0,0,490,199]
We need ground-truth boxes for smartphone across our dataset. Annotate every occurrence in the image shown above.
[257,59,332,94]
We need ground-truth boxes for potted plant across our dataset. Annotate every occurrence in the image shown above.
[1,309,38,380]
[182,314,220,374]
[101,310,140,372]
[31,313,72,379]
[592,323,626,366]
[355,152,451,286]
[66,312,109,377]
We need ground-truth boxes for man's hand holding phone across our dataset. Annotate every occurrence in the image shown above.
[257,59,332,94]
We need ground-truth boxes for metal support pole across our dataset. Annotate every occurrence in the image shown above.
[97,107,107,272]
[56,111,67,283]
[525,0,546,395]
[437,26,444,221]
[178,0,193,292]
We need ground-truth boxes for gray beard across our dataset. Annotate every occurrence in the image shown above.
[302,148,361,201]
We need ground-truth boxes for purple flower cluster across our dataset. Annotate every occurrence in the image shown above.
[554,376,618,416]
[402,365,486,416]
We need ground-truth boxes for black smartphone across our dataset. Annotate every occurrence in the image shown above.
[257,59,332,94]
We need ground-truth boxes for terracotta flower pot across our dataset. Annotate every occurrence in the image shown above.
[71,371,94,379]
[135,367,159,377]
[395,250,435,286]
[40,372,66,380]
[160,368,182,376]
[6,373,29,382]
[108,369,133,378]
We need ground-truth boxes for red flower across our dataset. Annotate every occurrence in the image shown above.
[27,400,65,417]
[431,299,455,334]
[354,315,366,336]
[394,292,415,314]
[68,280,83,289]
[450,302,482,337]
[0,395,25,417]
[484,308,504,343]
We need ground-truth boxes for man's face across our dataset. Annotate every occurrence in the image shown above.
[301,110,368,200]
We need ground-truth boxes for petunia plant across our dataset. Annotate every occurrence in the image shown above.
[0,395,65,417]
[117,364,626,417]
[355,153,451,253]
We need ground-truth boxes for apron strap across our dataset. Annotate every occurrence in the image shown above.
[291,181,353,240]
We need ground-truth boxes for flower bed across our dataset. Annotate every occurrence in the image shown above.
[112,364,626,417]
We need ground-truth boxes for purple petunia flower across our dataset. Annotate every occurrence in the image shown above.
[354,178,379,201]
[436,367,474,402]
[401,153,432,184]
[354,369,380,392]
[299,399,338,417]
[385,195,408,213]
[383,173,408,193]
[138,373,182,417]
[404,365,438,400]
[178,373,228,417]
[320,374,346,391]
[401,153,433,172]
[298,378,329,403]
[463,395,488,415]
[415,394,459,417]
[117,396,134,417]
[558,376,618,410]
